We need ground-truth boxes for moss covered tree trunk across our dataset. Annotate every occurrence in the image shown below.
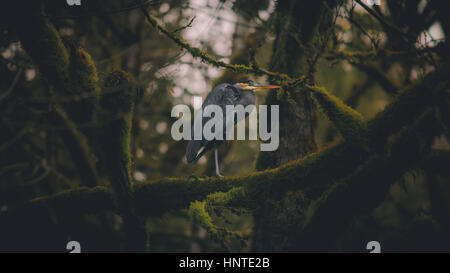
[252,0,338,252]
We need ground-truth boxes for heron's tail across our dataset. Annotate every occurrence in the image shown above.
[186,140,203,163]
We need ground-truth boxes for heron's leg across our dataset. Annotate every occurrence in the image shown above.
[214,147,224,178]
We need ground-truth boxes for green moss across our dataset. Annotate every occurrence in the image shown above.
[309,85,368,146]
[133,176,241,217]
[16,6,71,94]
[97,68,136,214]
[102,69,134,112]
[188,188,249,250]
[188,200,241,250]
[205,187,251,208]
[71,47,100,97]
[58,42,102,130]
[189,201,220,235]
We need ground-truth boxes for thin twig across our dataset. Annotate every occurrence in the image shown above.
[354,0,412,42]
[134,0,294,82]
[171,16,196,34]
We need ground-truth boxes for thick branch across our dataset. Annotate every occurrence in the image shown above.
[98,69,146,252]
[296,110,437,251]
[53,106,100,187]
[351,62,399,95]
[308,85,367,145]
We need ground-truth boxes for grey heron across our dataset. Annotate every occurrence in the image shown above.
[185,80,280,177]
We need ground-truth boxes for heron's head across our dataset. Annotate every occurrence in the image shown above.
[234,80,280,92]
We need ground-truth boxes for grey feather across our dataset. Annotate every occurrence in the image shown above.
[186,140,202,163]
[185,83,255,163]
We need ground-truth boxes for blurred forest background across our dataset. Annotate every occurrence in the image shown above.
[0,0,449,252]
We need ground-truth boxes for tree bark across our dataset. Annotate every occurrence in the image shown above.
[252,0,340,252]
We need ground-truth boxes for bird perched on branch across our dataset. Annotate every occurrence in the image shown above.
[186,80,280,177]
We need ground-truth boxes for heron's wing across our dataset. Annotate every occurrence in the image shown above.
[202,83,241,136]
[223,90,256,135]
[202,83,240,110]
[186,84,239,163]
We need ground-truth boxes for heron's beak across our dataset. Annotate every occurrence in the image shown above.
[253,84,281,91]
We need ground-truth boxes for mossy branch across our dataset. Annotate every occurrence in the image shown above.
[98,69,147,252]
[135,0,292,82]
[188,200,234,250]
[307,85,368,146]
[53,106,100,187]
[297,109,437,251]
[367,64,450,151]
[98,69,135,200]
[64,43,102,127]
[325,43,448,63]
[11,2,71,95]
[204,187,251,209]
[188,187,250,251]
